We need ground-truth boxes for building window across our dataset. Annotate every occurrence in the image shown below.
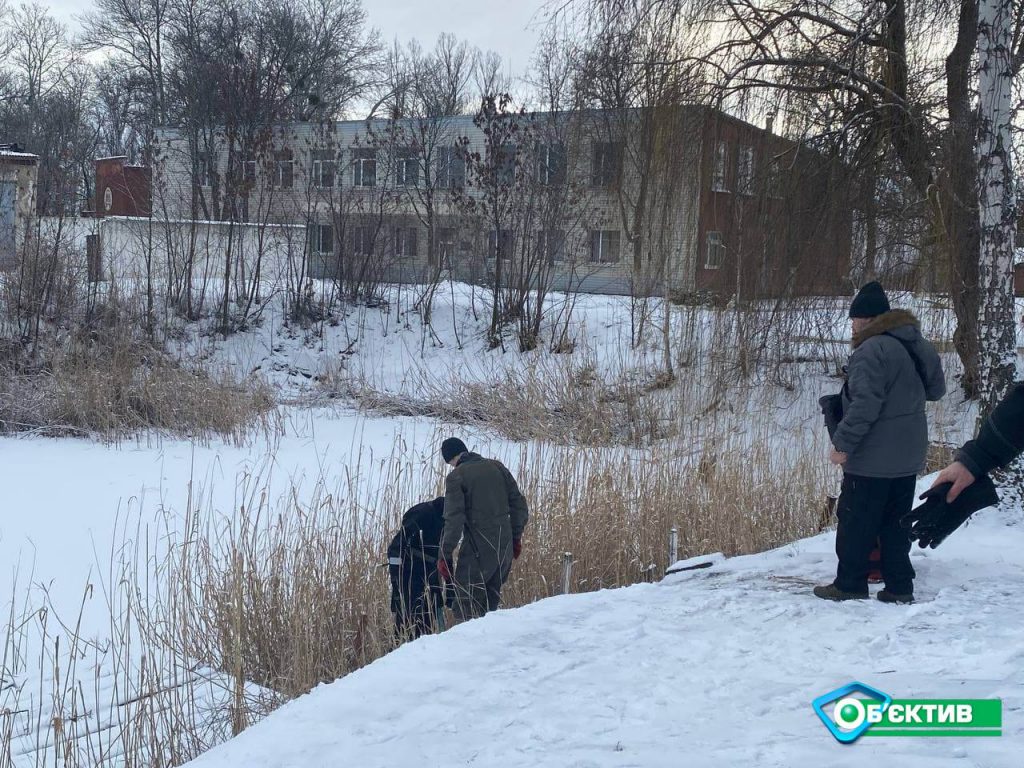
[352,148,377,187]
[309,223,333,255]
[437,146,465,189]
[240,157,257,186]
[199,153,215,188]
[494,144,517,186]
[592,141,623,188]
[435,227,456,266]
[272,151,294,189]
[487,229,513,260]
[590,230,621,263]
[713,141,728,192]
[538,229,566,264]
[396,149,419,187]
[395,226,418,258]
[311,150,336,188]
[351,226,374,255]
[705,231,725,269]
[537,143,567,186]
[737,145,754,195]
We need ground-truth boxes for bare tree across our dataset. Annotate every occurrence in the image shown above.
[976,0,1018,414]
[564,0,706,374]
[373,34,477,324]
[80,0,171,126]
[677,0,1024,401]
[8,2,76,105]
[161,0,381,331]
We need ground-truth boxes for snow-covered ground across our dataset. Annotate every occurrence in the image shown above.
[181,478,1023,767]
[0,409,505,766]
[1,284,1015,766]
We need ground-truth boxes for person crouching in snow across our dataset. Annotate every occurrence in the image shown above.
[436,438,529,620]
[814,282,946,604]
[388,497,446,638]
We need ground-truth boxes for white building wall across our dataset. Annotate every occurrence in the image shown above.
[153,109,705,296]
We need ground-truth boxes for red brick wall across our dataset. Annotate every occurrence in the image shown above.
[95,157,152,218]
[694,113,851,299]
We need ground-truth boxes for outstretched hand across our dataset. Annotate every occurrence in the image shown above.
[931,461,976,503]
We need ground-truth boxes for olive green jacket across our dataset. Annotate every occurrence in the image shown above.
[441,453,529,574]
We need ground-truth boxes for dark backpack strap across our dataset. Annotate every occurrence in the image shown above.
[883,332,927,388]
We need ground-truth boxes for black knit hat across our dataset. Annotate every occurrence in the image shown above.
[441,437,468,463]
[849,281,891,319]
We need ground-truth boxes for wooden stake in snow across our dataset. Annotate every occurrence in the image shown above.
[561,552,574,595]
[977,0,1019,417]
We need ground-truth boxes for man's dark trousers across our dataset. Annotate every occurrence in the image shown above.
[834,473,916,594]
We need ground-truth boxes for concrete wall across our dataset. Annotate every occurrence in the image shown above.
[0,152,38,269]
[97,216,307,288]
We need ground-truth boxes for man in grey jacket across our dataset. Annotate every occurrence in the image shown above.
[437,438,529,620]
[814,282,946,604]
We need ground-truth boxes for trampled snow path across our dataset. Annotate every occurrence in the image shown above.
[183,483,1023,768]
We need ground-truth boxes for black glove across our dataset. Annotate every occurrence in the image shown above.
[901,477,999,549]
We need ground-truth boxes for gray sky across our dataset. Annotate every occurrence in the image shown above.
[44,0,547,78]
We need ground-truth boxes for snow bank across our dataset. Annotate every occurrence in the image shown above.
[180,479,1022,767]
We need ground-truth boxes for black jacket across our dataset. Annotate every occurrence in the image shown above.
[388,497,445,633]
[958,383,1024,477]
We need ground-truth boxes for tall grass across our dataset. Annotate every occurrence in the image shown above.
[0,418,830,766]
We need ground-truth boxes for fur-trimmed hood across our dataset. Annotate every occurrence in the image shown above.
[852,309,920,349]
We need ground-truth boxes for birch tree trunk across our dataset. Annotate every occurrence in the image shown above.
[976,0,1018,418]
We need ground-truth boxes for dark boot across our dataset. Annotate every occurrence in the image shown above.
[877,589,914,604]
[813,583,869,601]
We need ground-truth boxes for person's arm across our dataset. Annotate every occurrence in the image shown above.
[832,342,888,456]
[957,382,1024,477]
[440,472,466,564]
[498,462,529,541]
[919,338,947,402]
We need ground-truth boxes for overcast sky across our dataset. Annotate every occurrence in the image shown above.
[44,0,548,79]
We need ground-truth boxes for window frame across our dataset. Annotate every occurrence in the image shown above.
[538,228,566,264]
[538,142,567,186]
[590,229,621,264]
[592,141,623,188]
[352,147,377,188]
[437,146,466,189]
[309,223,334,256]
[705,231,725,269]
[351,226,374,256]
[712,141,729,192]
[394,226,418,259]
[487,228,513,261]
[396,149,419,187]
[311,150,336,188]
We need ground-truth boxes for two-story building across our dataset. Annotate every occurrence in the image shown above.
[146,106,850,298]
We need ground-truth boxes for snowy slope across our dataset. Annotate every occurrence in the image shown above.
[0,410,509,766]
[181,479,1023,768]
